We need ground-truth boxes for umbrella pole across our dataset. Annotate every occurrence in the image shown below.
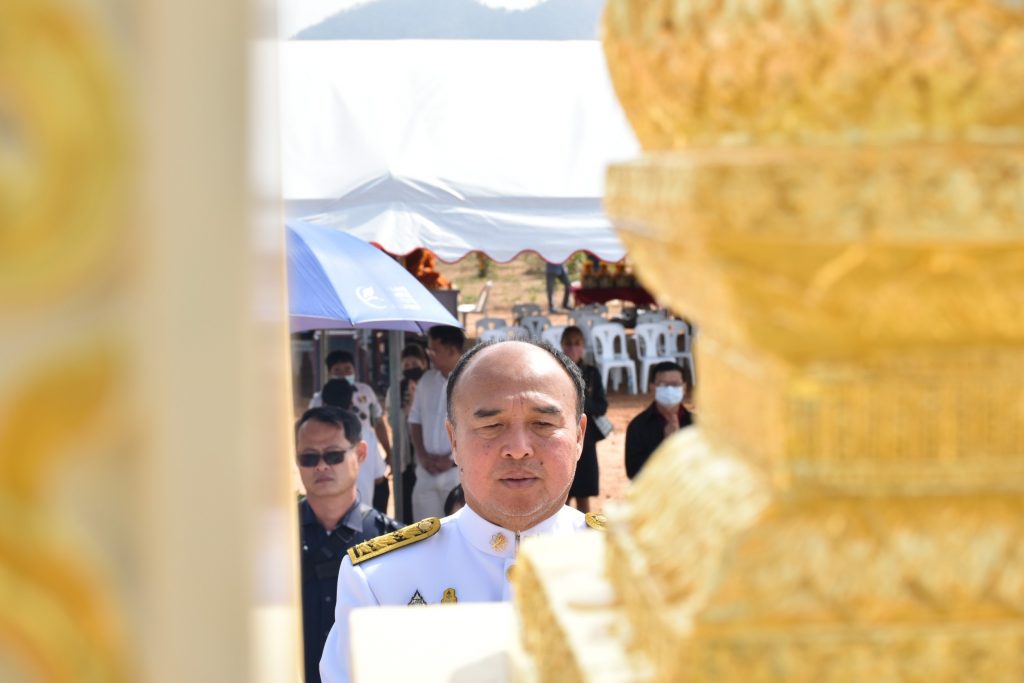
[387,330,407,522]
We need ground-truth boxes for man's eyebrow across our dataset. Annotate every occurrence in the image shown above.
[473,407,503,419]
[532,405,562,415]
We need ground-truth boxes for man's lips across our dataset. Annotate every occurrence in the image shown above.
[497,471,541,488]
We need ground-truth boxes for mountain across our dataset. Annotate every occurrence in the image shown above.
[292,0,605,40]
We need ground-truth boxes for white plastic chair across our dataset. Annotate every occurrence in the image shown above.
[457,280,492,327]
[637,309,668,325]
[518,315,551,340]
[504,325,531,340]
[577,302,608,317]
[569,309,606,327]
[634,323,677,393]
[658,319,695,384]
[541,325,566,349]
[511,303,543,321]
[590,323,637,394]
[479,328,507,343]
[475,317,508,335]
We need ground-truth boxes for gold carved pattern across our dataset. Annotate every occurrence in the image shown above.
[0,0,126,308]
[606,149,1024,360]
[0,344,128,682]
[0,0,129,679]
[603,0,1024,150]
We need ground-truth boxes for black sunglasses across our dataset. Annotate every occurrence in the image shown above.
[296,448,352,468]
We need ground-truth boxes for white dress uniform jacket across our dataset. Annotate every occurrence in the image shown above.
[319,504,591,683]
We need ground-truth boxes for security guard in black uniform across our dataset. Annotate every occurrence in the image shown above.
[296,407,401,683]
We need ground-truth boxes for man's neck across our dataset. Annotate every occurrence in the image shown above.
[307,490,357,531]
[655,401,679,420]
[468,500,562,533]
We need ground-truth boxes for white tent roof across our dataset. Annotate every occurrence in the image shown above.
[279,0,639,263]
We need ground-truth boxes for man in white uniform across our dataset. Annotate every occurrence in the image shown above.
[408,325,465,519]
[319,339,606,683]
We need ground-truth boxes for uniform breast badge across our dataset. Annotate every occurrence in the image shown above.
[441,588,458,603]
[408,590,427,605]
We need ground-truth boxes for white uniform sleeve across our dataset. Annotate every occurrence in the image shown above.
[309,392,323,409]
[319,558,379,683]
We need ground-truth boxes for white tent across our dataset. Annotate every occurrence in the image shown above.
[279,0,639,263]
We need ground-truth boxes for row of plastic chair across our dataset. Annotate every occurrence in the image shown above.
[591,320,695,394]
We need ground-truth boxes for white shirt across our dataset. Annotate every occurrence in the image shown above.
[319,505,590,683]
[406,368,451,456]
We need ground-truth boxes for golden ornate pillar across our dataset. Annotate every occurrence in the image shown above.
[598,1,1024,681]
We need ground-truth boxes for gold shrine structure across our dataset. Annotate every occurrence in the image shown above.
[515,1,1024,681]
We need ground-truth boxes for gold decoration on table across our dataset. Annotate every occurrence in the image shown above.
[515,1,1024,681]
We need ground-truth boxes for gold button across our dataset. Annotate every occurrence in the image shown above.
[490,533,507,552]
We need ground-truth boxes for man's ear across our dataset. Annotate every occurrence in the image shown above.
[355,441,368,464]
[576,414,587,461]
[446,419,459,466]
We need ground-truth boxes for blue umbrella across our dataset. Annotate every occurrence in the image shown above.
[287,220,461,333]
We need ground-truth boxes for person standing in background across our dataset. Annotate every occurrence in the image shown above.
[295,407,400,683]
[560,326,607,513]
[385,342,430,523]
[311,350,392,513]
[408,325,466,519]
[545,262,571,313]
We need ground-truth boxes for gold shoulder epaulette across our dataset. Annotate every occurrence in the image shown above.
[347,517,441,566]
[585,512,607,530]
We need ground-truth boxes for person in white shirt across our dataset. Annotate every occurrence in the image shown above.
[319,338,606,683]
[310,350,392,511]
[407,325,465,519]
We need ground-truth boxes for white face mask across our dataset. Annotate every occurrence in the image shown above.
[342,374,356,385]
[654,384,684,408]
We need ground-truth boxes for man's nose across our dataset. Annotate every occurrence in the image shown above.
[501,424,534,459]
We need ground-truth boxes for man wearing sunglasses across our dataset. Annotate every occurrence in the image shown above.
[296,407,401,683]
[320,340,606,683]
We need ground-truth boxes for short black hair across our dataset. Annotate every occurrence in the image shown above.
[325,350,354,370]
[651,361,692,388]
[401,343,428,364]
[321,379,354,410]
[445,339,585,425]
[428,325,466,352]
[443,484,465,516]
[560,325,585,344]
[295,406,362,445]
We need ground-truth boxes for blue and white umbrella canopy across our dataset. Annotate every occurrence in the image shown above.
[287,220,462,333]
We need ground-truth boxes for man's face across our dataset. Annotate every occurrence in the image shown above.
[295,419,366,500]
[560,333,586,364]
[653,369,685,392]
[427,338,460,376]
[327,361,355,380]
[446,342,584,531]
[401,356,426,372]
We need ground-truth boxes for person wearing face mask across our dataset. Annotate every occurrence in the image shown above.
[624,361,694,480]
[384,343,430,523]
[310,350,392,513]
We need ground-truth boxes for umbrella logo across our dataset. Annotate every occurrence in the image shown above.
[356,286,387,309]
